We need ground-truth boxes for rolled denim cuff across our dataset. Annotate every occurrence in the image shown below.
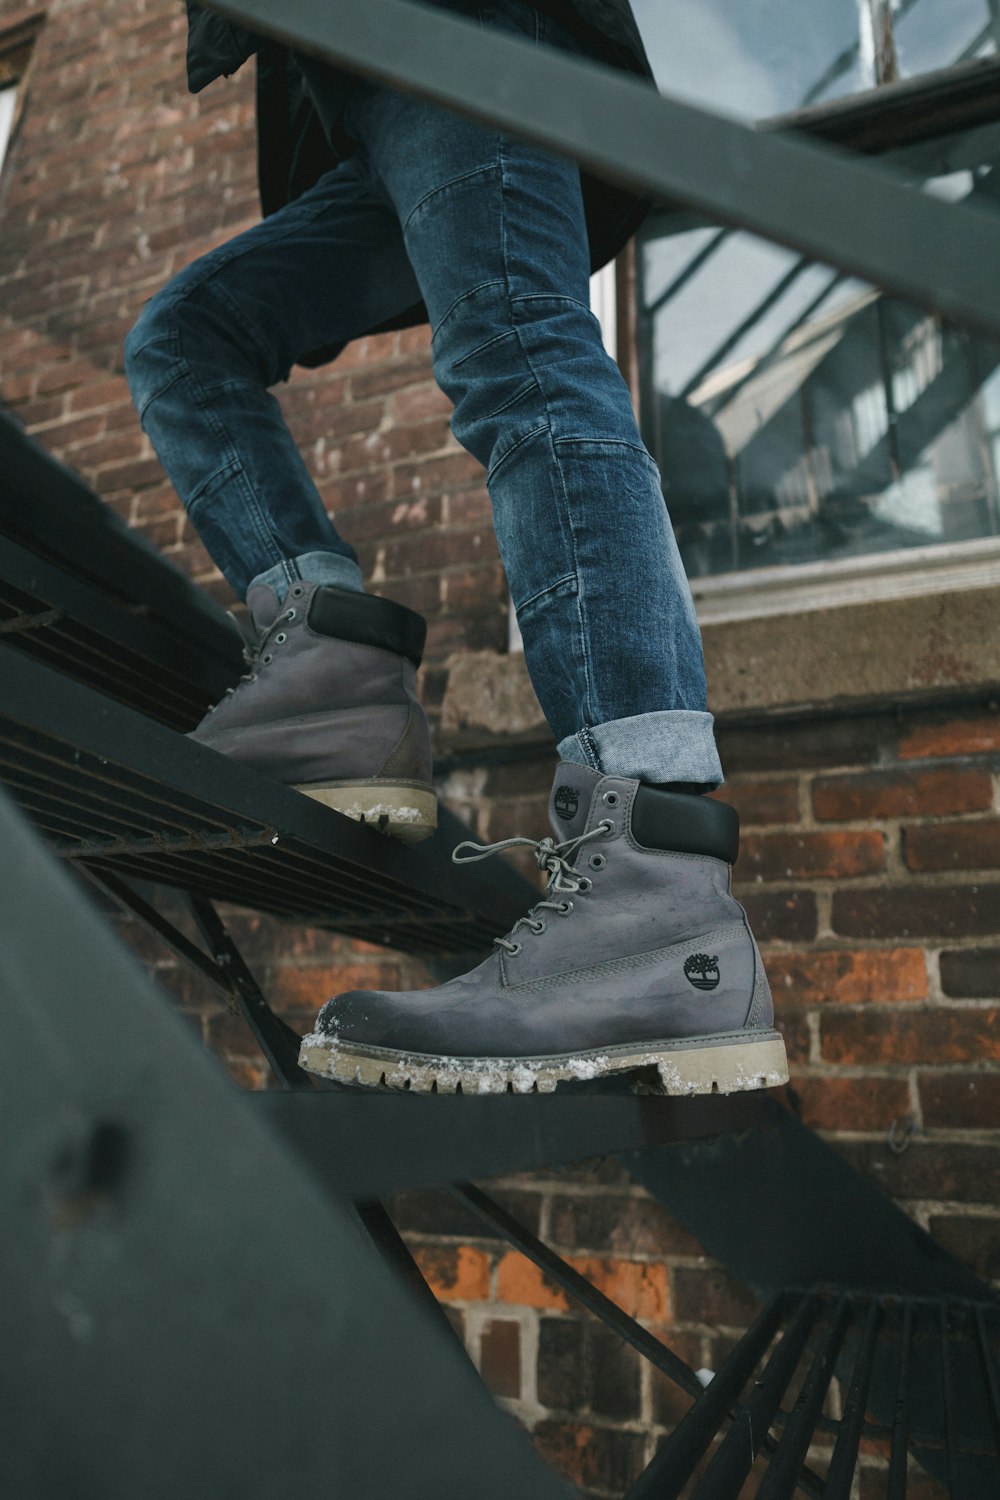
[558,710,724,788]
[251,551,365,603]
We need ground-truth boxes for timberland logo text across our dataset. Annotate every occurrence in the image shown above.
[684,953,720,990]
[554,785,579,821]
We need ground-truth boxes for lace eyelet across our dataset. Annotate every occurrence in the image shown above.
[261,654,272,665]
[590,853,607,871]
[291,584,305,598]
[575,877,592,894]
[602,790,620,807]
[530,919,547,935]
[274,632,287,644]
[558,901,573,915]
[600,819,614,834]
[509,941,522,955]
[285,608,296,621]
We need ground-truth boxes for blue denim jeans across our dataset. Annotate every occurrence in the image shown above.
[124,1,723,786]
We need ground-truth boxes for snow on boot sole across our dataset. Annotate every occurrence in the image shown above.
[294,776,437,843]
[298,1029,789,1096]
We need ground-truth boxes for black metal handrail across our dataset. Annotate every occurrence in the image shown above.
[213,0,1000,339]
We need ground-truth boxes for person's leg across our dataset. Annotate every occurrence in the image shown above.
[123,163,437,839]
[300,14,785,1093]
[344,15,721,788]
[124,156,422,602]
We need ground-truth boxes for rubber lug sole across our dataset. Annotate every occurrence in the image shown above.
[298,1030,789,1097]
[293,777,437,844]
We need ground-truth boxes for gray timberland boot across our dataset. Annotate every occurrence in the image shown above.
[188,581,436,842]
[299,762,788,1094]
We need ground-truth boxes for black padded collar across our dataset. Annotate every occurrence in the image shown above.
[307,587,427,668]
[631,784,739,864]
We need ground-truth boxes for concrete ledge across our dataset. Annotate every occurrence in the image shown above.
[436,583,1000,752]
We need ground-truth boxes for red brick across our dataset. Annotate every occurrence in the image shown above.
[532,1421,646,1493]
[478,1319,521,1400]
[390,450,485,498]
[568,1257,670,1322]
[66,376,129,414]
[790,1074,911,1132]
[548,1193,703,1259]
[711,777,800,826]
[939,949,1000,998]
[671,1267,761,1327]
[919,1072,1000,1129]
[833,884,1000,940]
[926,1214,1000,1279]
[267,964,399,1012]
[820,1007,1000,1066]
[413,1244,491,1302]
[898,712,1000,760]
[496,1251,569,1310]
[836,1139,1000,1204]
[349,356,434,401]
[716,717,887,775]
[740,830,885,881]
[774,1011,812,1066]
[766,948,927,1006]
[903,820,1000,872]
[813,768,993,821]
[736,890,818,943]
[391,382,452,422]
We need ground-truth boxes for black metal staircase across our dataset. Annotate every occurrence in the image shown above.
[5,2,1000,1493]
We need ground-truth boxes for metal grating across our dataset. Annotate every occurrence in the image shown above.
[0,642,535,957]
[0,414,245,730]
[631,1290,1000,1499]
[0,549,236,731]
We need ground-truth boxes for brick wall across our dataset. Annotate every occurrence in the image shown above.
[3,3,999,1497]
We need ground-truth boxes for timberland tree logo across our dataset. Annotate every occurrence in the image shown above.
[684,953,721,991]
[554,785,579,821]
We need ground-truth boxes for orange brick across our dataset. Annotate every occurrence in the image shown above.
[765,948,927,1006]
[414,1244,491,1303]
[821,1007,1000,1066]
[569,1257,670,1322]
[740,830,884,881]
[790,1074,911,1131]
[813,768,993,821]
[496,1252,569,1311]
[268,964,398,1010]
[899,714,1000,760]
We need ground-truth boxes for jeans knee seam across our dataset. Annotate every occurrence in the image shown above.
[497,141,597,727]
[174,335,285,577]
[432,278,508,343]
[402,160,502,237]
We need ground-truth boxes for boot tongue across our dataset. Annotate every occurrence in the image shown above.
[246,581,283,636]
[548,763,602,845]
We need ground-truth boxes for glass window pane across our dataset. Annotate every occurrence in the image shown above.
[634,5,1000,581]
[631,0,868,118]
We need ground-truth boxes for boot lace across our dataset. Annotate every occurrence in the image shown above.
[211,605,299,709]
[452,820,613,954]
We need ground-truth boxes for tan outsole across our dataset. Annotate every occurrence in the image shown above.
[294,779,437,844]
[298,1032,789,1097]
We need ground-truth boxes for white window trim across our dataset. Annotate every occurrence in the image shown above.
[690,533,1000,624]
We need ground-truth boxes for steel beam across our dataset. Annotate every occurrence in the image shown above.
[0,786,566,1500]
[213,0,1000,340]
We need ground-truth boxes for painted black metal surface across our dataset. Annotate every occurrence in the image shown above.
[213,0,1000,339]
[0,785,569,1500]
[0,410,243,725]
[257,1087,772,1201]
[628,1291,1000,1499]
[0,641,536,956]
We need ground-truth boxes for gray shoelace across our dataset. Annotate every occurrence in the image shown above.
[452,821,612,954]
[211,606,298,709]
